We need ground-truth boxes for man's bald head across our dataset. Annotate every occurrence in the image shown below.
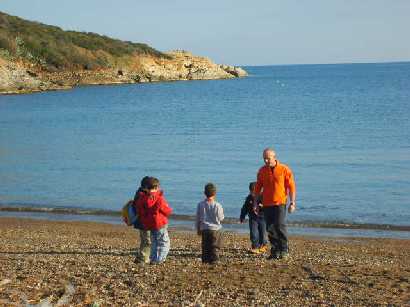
[263,148,277,167]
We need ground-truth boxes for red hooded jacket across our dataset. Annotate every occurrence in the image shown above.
[134,190,172,231]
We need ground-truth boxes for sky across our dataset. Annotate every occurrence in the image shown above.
[1,0,409,66]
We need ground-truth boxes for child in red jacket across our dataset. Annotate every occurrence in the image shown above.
[135,177,172,264]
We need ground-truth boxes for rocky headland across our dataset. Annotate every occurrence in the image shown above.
[0,50,247,95]
[0,11,247,95]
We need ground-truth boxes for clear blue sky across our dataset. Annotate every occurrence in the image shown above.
[1,0,409,66]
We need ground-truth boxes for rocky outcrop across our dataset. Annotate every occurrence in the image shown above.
[135,50,246,81]
[220,64,248,77]
[0,58,68,94]
[0,51,247,95]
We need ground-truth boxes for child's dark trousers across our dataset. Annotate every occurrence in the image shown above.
[201,229,222,263]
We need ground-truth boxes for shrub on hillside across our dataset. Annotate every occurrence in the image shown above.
[0,11,170,70]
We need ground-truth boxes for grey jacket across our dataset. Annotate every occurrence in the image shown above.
[196,199,224,231]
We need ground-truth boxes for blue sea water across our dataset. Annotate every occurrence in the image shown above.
[1,62,410,227]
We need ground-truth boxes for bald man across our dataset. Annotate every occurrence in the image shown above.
[254,148,296,259]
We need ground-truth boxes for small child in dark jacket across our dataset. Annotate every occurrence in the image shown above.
[240,182,268,254]
[132,176,151,264]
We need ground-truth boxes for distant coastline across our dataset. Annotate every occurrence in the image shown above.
[0,11,247,95]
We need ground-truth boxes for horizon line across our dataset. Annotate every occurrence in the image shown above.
[237,60,410,67]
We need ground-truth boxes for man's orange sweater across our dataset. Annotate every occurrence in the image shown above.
[254,161,296,206]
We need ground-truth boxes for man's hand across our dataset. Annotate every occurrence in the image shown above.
[288,202,296,213]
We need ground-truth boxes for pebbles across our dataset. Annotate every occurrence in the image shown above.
[0,217,409,306]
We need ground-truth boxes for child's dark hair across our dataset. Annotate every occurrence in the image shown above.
[249,181,256,192]
[146,177,160,190]
[140,176,151,189]
[204,183,217,198]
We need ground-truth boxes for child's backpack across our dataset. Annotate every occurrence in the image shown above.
[122,200,143,229]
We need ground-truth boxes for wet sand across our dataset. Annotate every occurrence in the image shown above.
[0,217,409,306]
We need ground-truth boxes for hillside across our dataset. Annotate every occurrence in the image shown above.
[0,11,247,94]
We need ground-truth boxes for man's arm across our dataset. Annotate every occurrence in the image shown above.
[285,167,296,213]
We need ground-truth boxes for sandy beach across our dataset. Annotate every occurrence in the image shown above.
[0,217,409,306]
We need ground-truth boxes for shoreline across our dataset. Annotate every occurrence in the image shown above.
[1,205,409,231]
[0,217,408,305]
[1,206,410,239]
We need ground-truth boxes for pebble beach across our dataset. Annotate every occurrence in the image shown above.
[0,217,409,306]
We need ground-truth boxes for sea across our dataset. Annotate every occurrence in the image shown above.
[1,62,410,238]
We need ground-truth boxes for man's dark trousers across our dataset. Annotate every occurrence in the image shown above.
[263,205,288,253]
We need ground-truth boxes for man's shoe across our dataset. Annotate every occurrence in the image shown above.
[280,251,289,259]
[267,251,281,260]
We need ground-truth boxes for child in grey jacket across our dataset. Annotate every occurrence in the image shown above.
[195,182,224,264]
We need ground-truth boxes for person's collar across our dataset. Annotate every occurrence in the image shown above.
[266,159,278,169]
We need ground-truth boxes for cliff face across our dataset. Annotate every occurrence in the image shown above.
[0,51,247,94]
[0,57,61,94]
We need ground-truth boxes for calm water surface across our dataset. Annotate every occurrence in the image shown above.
[1,63,409,226]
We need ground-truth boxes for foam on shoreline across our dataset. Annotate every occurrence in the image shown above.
[1,205,410,239]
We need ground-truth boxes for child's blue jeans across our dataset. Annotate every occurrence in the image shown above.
[249,215,267,249]
[150,225,170,263]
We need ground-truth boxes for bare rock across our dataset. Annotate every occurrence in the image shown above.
[220,64,248,77]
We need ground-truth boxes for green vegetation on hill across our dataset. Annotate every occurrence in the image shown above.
[0,11,169,70]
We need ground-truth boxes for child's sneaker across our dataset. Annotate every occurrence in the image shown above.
[250,247,262,254]
[258,244,268,253]
[134,256,150,264]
